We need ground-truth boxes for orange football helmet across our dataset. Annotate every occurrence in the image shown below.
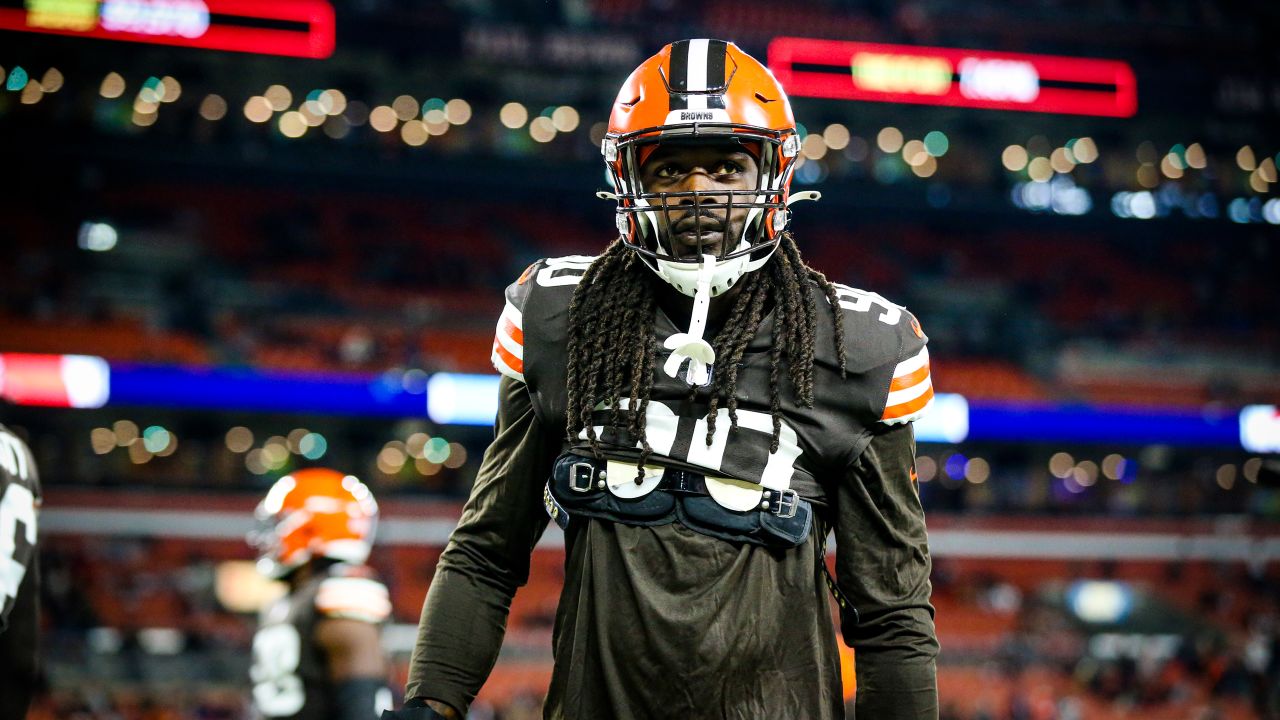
[602,39,807,297]
[249,468,379,579]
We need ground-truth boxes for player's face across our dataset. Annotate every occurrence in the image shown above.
[638,143,760,261]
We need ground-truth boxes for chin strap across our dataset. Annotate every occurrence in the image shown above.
[662,254,718,386]
[786,190,821,205]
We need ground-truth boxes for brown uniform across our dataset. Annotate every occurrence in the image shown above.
[0,424,41,720]
[252,564,393,720]
[409,257,939,719]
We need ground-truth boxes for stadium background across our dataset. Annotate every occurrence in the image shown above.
[2,0,1279,717]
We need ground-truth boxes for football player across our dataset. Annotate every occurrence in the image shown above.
[0,424,41,720]
[248,468,394,720]
[391,39,938,719]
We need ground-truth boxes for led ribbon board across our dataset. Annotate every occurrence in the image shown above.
[0,0,335,58]
[768,37,1137,117]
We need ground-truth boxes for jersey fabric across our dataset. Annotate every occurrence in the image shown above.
[252,564,392,720]
[415,256,938,719]
[0,424,42,720]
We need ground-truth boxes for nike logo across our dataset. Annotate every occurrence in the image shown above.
[909,467,918,483]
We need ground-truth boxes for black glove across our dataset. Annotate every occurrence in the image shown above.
[380,698,454,720]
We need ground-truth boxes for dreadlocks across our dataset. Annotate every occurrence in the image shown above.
[565,233,847,475]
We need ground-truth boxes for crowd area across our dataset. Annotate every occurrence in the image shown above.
[22,534,1280,719]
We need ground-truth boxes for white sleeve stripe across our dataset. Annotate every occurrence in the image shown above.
[323,599,391,611]
[491,349,526,383]
[317,577,388,601]
[495,327,523,359]
[500,301,523,329]
[886,376,933,407]
[316,579,392,620]
[892,346,930,377]
[316,591,390,608]
[317,601,392,623]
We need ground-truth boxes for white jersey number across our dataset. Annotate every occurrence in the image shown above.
[832,284,902,325]
[0,484,37,608]
[583,400,803,490]
[251,623,305,717]
[535,255,594,287]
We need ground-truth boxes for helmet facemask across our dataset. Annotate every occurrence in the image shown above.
[606,125,800,299]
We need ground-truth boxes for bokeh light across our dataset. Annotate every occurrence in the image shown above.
[902,139,929,166]
[199,94,227,121]
[801,134,828,160]
[876,126,904,153]
[1048,452,1074,478]
[298,433,327,460]
[279,111,308,138]
[244,96,273,123]
[923,130,949,157]
[392,95,419,122]
[445,98,472,125]
[551,105,580,132]
[41,68,64,93]
[113,420,139,446]
[1071,137,1098,164]
[401,120,429,146]
[915,456,936,483]
[529,115,556,142]
[100,72,125,98]
[1002,145,1029,172]
[369,105,397,132]
[225,426,254,453]
[20,80,44,104]
[6,66,28,91]
[964,457,990,484]
[1236,146,1257,172]
[90,428,116,455]
[500,102,529,129]
[823,123,850,151]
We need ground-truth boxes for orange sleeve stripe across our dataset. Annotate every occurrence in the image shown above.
[889,362,930,392]
[493,338,524,373]
[882,385,934,420]
[501,315,524,346]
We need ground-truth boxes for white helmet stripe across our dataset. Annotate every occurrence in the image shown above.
[686,38,710,110]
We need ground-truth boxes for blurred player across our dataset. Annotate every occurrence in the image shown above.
[248,468,394,720]
[0,424,41,720]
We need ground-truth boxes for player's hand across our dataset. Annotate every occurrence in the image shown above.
[380,697,459,720]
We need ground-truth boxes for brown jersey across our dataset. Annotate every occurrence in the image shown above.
[410,256,938,719]
[493,254,933,503]
[251,564,392,720]
[0,424,41,720]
